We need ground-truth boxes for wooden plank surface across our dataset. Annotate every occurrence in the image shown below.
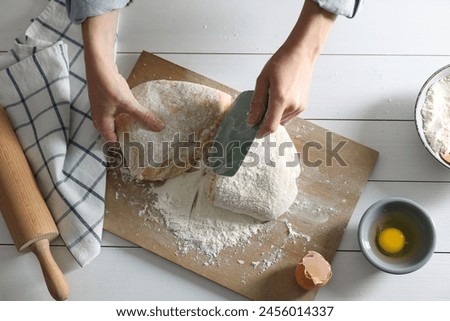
[1,0,450,301]
[315,120,450,182]
[1,245,449,301]
[114,0,450,55]
[4,0,450,56]
[103,52,378,300]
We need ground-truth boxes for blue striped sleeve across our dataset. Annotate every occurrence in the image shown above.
[313,0,363,18]
[65,0,131,24]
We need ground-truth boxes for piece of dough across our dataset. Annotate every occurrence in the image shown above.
[116,80,233,181]
[207,126,301,221]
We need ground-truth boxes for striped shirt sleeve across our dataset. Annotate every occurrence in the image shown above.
[313,0,363,18]
[65,0,131,24]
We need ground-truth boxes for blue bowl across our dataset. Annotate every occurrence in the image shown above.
[358,197,436,274]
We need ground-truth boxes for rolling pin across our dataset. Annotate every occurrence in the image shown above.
[0,105,69,301]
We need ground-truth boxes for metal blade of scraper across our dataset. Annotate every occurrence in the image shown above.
[210,90,266,177]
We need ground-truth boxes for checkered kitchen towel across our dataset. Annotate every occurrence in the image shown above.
[0,0,106,266]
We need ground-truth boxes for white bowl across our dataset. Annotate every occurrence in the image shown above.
[415,64,450,169]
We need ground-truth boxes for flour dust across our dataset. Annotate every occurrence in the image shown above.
[112,167,312,269]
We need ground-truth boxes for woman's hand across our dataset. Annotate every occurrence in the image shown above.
[85,58,165,142]
[248,0,336,138]
[82,10,164,142]
[248,45,314,138]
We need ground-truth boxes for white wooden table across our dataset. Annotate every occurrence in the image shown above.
[1,0,450,301]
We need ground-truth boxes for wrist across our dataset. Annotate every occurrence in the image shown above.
[84,47,117,75]
[81,10,119,72]
[283,0,336,63]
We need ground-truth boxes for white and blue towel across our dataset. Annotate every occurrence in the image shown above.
[0,0,106,266]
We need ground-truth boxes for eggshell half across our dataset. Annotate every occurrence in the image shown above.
[295,251,332,290]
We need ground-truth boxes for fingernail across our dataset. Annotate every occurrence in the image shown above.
[155,119,165,131]
[103,133,118,143]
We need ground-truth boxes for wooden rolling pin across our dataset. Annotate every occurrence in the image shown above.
[0,105,69,301]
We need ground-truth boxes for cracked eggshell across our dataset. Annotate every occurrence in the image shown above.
[295,251,332,290]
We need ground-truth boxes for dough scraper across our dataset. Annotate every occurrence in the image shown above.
[211,90,267,177]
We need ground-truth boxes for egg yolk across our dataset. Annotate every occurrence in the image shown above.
[378,227,405,254]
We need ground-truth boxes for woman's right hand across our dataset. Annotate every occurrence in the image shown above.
[82,9,165,143]
[85,60,165,142]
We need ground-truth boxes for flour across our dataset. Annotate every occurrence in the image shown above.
[135,126,302,262]
[148,168,265,259]
[118,164,309,268]
[114,130,307,270]
[153,169,309,265]
[421,74,450,154]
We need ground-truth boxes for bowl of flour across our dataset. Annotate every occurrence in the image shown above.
[415,64,450,169]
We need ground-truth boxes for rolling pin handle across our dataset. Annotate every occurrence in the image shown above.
[30,239,70,301]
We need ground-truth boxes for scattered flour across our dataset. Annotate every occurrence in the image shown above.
[148,168,264,259]
[285,220,311,243]
[146,167,315,269]
[421,74,450,154]
[256,220,310,273]
[114,164,314,270]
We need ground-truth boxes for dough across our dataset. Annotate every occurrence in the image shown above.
[207,126,301,221]
[116,80,233,181]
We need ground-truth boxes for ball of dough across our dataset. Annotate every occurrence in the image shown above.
[207,126,301,221]
[116,80,233,181]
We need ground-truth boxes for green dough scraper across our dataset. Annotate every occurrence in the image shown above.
[210,90,266,177]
